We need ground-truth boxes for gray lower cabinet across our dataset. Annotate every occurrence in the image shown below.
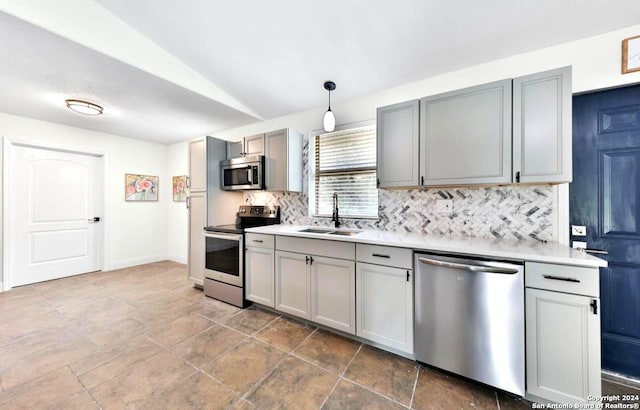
[525,262,601,404]
[245,234,275,308]
[356,244,413,355]
[376,100,420,188]
[187,191,206,286]
[274,250,355,334]
[513,66,572,183]
[419,79,513,186]
[188,136,209,286]
[274,237,356,334]
[275,251,309,318]
[310,256,355,334]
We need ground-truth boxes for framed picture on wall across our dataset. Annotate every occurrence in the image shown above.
[172,175,187,202]
[125,174,158,201]
[622,35,640,74]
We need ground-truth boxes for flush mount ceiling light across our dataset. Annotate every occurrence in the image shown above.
[323,81,336,132]
[65,99,103,116]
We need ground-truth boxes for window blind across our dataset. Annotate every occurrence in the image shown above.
[314,126,378,218]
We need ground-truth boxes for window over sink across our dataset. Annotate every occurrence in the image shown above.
[313,125,378,218]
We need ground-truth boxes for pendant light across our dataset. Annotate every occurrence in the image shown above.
[65,99,103,116]
[323,81,336,132]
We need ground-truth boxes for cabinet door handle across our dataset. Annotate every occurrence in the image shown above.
[309,256,314,265]
[418,257,519,274]
[421,176,424,185]
[252,239,264,243]
[584,249,608,255]
[406,270,410,282]
[515,171,521,183]
[542,274,580,283]
[186,196,190,209]
[372,253,391,259]
[590,299,598,315]
[305,256,310,265]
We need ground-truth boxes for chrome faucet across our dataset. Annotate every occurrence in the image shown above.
[332,192,341,228]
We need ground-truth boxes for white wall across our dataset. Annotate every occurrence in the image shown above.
[167,141,188,264]
[0,113,169,289]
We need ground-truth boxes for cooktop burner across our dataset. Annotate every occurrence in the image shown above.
[204,205,280,234]
[204,224,243,234]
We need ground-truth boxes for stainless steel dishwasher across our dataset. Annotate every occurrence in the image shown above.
[414,252,525,396]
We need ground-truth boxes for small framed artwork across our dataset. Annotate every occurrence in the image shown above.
[125,174,158,201]
[622,35,640,74]
[172,175,187,202]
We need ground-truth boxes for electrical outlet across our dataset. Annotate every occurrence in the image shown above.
[571,225,587,236]
[572,241,587,249]
[436,199,453,213]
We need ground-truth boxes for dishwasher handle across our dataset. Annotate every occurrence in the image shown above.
[418,256,519,274]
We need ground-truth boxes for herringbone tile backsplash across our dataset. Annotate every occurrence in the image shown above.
[245,185,553,242]
[245,139,554,242]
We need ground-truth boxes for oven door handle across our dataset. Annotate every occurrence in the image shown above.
[203,231,242,241]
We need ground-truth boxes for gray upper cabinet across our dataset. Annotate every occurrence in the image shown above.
[245,134,265,156]
[265,128,302,192]
[419,79,513,186]
[377,100,420,188]
[513,66,572,184]
[226,134,265,159]
[226,140,243,159]
[188,138,207,192]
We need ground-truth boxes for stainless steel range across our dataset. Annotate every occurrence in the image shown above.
[203,205,279,307]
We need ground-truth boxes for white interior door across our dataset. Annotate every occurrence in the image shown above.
[8,144,102,287]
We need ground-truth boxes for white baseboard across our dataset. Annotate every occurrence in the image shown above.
[167,254,187,265]
[105,255,168,271]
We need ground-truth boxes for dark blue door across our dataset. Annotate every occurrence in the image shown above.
[571,84,640,378]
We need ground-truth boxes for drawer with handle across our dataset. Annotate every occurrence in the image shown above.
[245,233,274,249]
[356,244,412,269]
[525,261,599,297]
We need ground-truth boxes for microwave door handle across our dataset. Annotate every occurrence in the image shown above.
[246,166,252,184]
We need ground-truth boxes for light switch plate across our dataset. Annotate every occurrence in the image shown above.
[571,225,587,236]
[436,199,453,214]
[572,241,587,249]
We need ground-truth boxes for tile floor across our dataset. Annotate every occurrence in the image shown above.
[0,261,637,409]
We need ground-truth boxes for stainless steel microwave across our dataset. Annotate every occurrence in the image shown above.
[220,155,265,191]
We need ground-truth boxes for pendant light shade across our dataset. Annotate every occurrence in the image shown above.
[323,108,335,132]
[323,81,336,132]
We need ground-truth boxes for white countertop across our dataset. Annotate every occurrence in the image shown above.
[246,224,607,268]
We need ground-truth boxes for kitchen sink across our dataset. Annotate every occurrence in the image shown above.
[328,230,361,236]
[297,227,361,236]
[298,227,335,234]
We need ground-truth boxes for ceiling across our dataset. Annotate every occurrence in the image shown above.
[1,1,639,144]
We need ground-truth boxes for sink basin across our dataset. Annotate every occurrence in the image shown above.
[298,227,335,234]
[297,227,362,236]
[328,230,361,236]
